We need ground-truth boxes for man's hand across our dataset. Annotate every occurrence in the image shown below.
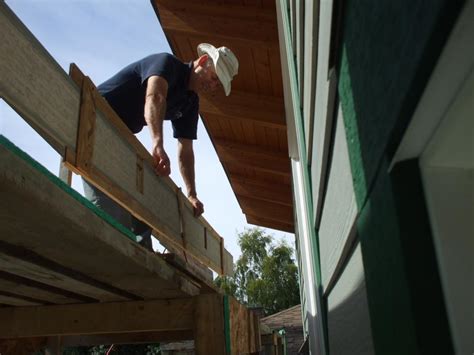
[152,144,171,176]
[188,195,204,217]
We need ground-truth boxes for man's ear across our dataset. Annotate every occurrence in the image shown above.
[197,54,209,67]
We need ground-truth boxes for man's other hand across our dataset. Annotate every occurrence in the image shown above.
[188,195,204,217]
[153,145,171,176]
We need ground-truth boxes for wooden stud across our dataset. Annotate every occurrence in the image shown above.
[136,153,144,194]
[219,237,225,276]
[58,157,72,186]
[193,294,226,355]
[45,336,62,355]
[75,76,96,172]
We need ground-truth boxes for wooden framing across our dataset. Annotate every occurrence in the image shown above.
[0,3,269,354]
[0,294,263,355]
[153,0,295,233]
[0,299,195,338]
[0,0,232,276]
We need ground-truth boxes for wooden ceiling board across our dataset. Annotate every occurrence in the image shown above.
[246,215,294,234]
[228,120,246,144]
[214,139,291,176]
[264,126,279,151]
[269,47,284,97]
[158,7,279,48]
[254,169,292,186]
[278,129,289,152]
[241,120,258,146]
[232,181,292,207]
[253,47,273,95]
[200,90,286,128]
[239,196,294,224]
[153,0,294,233]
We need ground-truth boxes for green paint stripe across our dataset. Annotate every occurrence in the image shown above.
[223,295,231,354]
[0,135,137,242]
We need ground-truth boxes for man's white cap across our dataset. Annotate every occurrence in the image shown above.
[197,43,239,96]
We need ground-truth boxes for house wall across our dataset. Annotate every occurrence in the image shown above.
[276,0,466,354]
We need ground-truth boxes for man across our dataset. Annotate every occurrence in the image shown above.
[83,43,239,250]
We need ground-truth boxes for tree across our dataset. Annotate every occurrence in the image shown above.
[215,227,300,316]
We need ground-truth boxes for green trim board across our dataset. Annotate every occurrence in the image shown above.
[357,159,453,354]
[0,135,137,243]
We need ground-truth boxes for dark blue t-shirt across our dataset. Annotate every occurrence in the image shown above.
[97,53,199,139]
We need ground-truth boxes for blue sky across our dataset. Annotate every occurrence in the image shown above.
[1,0,292,258]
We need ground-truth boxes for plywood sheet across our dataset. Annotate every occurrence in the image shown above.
[0,3,79,154]
[0,140,199,300]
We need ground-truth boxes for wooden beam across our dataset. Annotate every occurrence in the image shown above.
[0,2,233,278]
[200,90,286,129]
[246,214,294,234]
[0,337,46,355]
[232,177,293,206]
[156,5,279,48]
[61,330,193,347]
[239,196,294,225]
[0,140,200,300]
[214,139,291,176]
[0,299,194,338]
[154,0,276,23]
[193,294,226,355]
[68,64,232,276]
[0,242,132,302]
[0,271,92,304]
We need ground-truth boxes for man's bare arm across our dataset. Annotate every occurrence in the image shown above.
[144,75,170,176]
[178,138,204,217]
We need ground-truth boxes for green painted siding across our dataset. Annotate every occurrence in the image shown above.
[336,1,464,353]
[338,0,465,208]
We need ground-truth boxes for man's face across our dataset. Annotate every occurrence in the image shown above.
[195,57,222,95]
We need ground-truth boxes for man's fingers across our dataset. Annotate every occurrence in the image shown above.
[153,157,171,176]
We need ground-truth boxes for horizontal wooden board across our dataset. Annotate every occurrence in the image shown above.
[0,3,79,154]
[0,140,199,300]
[200,90,286,129]
[157,5,279,49]
[0,250,129,302]
[0,273,89,305]
[0,299,195,338]
[0,2,233,276]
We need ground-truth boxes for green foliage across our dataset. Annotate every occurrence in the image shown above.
[215,227,300,316]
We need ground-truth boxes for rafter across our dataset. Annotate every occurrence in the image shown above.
[200,91,286,129]
[232,179,293,206]
[238,196,294,225]
[246,214,294,234]
[156,4,279,48]
[214,139,291,176]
